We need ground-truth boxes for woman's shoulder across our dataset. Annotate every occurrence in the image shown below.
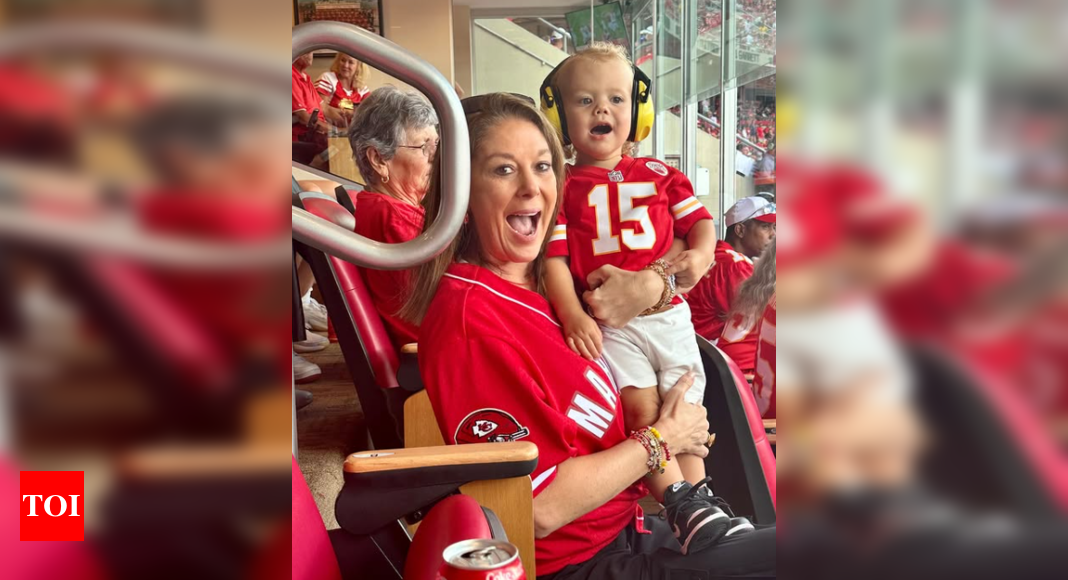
[353,191,424,240]
[423,264,555,340]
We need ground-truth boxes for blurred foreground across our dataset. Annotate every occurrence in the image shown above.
[777,1,1068,578]
[0,2,293,579]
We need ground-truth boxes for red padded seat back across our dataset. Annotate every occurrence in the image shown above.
[719,346,777,508]
[403,495,494,580]
[291,456,342,580]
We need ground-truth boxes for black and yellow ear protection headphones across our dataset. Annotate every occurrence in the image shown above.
[539,57,654,146]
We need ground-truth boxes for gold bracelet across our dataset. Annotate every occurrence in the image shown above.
[640,259,675,316]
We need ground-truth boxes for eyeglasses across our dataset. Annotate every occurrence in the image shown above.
[397,139,439,158]
[461,93,537,115]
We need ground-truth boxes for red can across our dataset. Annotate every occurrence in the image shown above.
[438,538,525,580]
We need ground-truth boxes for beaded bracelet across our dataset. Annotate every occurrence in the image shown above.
[648,426,671,463]
[630,427,669,476]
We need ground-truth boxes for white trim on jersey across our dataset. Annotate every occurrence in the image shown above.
[671,197,703,220]
[443,273,561,328]
[550,224,567,243]
[532,465,557,492]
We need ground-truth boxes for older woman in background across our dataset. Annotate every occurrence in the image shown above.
[346,86,438,348]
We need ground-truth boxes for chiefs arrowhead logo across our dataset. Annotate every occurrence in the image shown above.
[472,420,498,437]
[455,409,530,444]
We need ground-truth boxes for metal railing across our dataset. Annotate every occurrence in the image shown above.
[292,21,470,271]
[473,20,556,68]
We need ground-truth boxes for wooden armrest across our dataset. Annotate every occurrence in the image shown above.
[400,342,418,354]
[344,441,537,474]
[763,419,776,431]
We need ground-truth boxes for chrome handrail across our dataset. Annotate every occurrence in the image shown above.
[292,21,469,270]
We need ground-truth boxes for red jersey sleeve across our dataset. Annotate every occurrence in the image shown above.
[546,209,569,259]
[664,170,713,238]
[429,335,580,495]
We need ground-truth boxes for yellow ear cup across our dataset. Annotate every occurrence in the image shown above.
[540,86,566,143]
[632,78,655,143]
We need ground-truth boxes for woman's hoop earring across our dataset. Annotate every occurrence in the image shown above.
[381,173,390,184]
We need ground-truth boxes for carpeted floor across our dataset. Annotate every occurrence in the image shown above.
[295,342,370,529]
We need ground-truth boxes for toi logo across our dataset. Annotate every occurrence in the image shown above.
[19,471,84,541]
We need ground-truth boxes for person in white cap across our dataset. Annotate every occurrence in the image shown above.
[686,196,776,373]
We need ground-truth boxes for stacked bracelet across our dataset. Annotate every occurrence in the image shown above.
[640,259,677,316]
[630,426,671,476]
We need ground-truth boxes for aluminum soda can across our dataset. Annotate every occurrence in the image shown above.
[438,538,525,580]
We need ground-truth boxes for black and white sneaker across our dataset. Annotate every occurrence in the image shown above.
[663,479,730,555]
[727,516,755,536]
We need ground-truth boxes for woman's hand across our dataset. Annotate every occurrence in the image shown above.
[668,249,714,294]
[583,266,663,329]
[652,373,711,457]
[562,310,603,361]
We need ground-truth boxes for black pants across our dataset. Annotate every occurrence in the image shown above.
[539,516,775,580]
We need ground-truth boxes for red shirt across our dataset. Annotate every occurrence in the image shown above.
[353,191,424,349]
[753,299,776,419]
[688,240,755,341]
[419,263,644,575]
[292,66,321,140]
[547,157,712,297]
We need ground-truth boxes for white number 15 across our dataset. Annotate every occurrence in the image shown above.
[588,183,658,255]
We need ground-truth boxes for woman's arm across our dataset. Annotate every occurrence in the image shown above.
[533,375,709,537]
[532,439,649,538]
[582,266,664,328]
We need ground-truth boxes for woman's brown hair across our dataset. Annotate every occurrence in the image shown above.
[400,93,567,325]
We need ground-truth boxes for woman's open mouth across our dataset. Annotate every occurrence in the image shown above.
[506,210,542,239]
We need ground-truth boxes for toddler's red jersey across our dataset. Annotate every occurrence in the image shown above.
[547,156,712,294]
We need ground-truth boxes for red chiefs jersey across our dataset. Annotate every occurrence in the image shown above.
[688,240,755,341]
[547,157,713,295]
[315,71,369,110]
[353,191,424,349]
[419,263,645,575]
[719,311,759,375]
[753,299,776,419]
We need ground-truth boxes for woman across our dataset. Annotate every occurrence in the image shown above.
[315,52,369,128]
[347,86,438,349]
[404,93,775,579]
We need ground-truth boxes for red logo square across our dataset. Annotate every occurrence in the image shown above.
[19,471,84,541]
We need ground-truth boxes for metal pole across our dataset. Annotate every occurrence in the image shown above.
[718,0,738,238]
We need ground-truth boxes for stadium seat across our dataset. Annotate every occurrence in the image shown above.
[293,442,537,579]
[292,189,419,450]
[909,345,1068,515]
[699,337,777,523]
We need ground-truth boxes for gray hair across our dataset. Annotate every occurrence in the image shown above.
[347,86,438,184]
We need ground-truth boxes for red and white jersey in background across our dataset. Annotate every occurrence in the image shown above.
[314,71,368,110]
[547,156,713,296]
[688,240,755,343]
[753,298,776,418]
[419,263,645,575]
